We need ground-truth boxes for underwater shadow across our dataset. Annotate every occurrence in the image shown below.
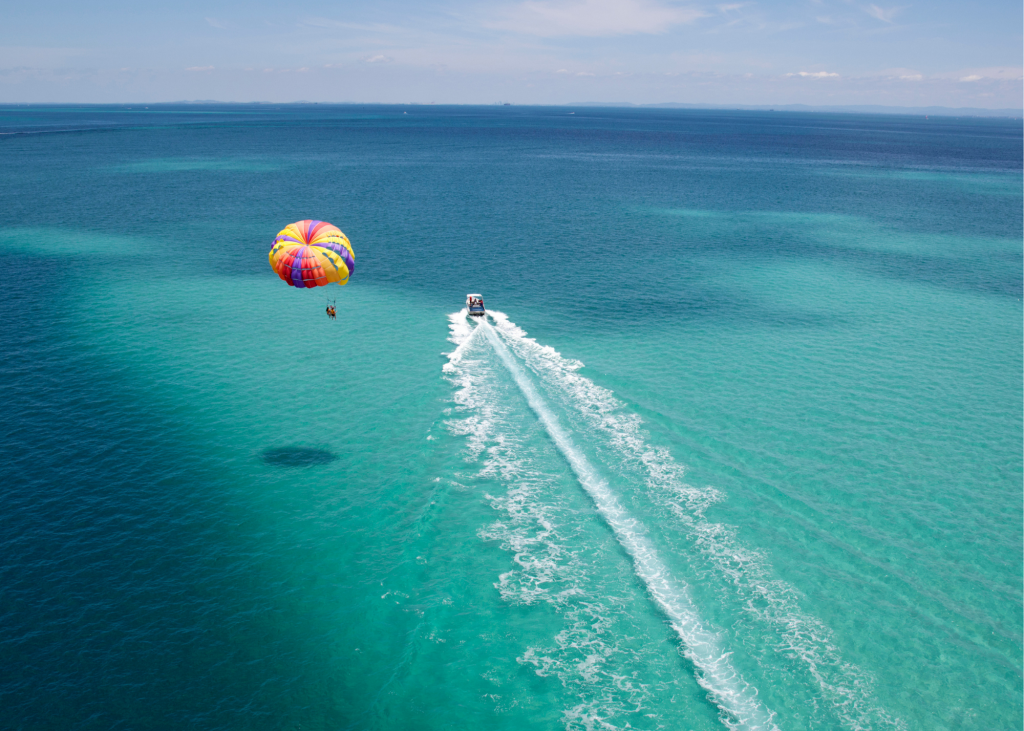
[261,447,338,468]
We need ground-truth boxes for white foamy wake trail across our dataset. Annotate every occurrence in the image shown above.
[477,318,777,731]
[445,311,663,729]
[443,309,479,373]
[487,310,905,731]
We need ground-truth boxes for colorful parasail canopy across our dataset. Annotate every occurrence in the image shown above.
[268,220,355,289]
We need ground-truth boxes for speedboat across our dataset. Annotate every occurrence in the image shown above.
[466,294,486,317]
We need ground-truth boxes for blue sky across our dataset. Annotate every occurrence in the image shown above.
[2,0,1021,107]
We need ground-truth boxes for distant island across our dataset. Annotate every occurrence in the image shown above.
[566,102,1022,118]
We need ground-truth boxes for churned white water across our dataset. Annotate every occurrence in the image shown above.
[447,311,777,730]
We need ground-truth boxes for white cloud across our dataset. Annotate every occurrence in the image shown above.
[185,66,214,71]
[487,0,706,37]
[787,71,839,78]
[365,55,392,63]
[205,18,227,29]
[865,5,899,23]
[949,67,1023,81]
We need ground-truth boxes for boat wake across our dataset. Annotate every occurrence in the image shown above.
[445,310,774,730]
[443,309,902,730]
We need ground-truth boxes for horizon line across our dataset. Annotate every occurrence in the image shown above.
[1,101,1021,118]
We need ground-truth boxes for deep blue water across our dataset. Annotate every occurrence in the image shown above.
[1,104,1021,730]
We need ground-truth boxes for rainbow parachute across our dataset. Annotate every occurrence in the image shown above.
[268,220,355,289]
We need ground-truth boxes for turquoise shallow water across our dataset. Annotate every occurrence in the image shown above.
[0,105,1020,730]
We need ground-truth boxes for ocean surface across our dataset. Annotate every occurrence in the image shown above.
[0,104,1020,731]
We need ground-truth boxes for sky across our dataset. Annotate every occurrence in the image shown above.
[1,0,1021,108]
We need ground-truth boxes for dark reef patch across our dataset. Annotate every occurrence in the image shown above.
[261,447,337,468]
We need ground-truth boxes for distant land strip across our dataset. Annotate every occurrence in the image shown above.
[566,102,1023,117]
[1,101,1020,118]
